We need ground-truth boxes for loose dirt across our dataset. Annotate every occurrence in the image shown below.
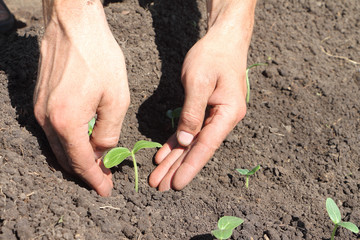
[1,0,359,239]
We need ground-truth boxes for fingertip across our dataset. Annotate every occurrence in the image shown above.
[78,159,113,197]
[171,182,185,191]
[97,186,113,197]
[93,175,113,197]
[158,179,171,192]
[148,172,159,188]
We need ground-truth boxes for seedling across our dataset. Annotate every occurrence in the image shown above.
[236,165,261,188]
[246,63,267,103]
[326,198,359,240]
[103,140,162,192]
[88,117,96,136]
[57,215,64,225]
[88,118,162,192]
[166,107,182,128]
[211,216,244,240]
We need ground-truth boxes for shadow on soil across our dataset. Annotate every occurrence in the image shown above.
[0,32,85,187]
[190,234,214,240]
[137,0,201,143]
[0,33,38,132]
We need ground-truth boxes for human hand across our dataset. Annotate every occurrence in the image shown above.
[149,0,256,191]
[34,0,130,196]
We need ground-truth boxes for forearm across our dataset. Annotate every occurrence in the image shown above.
[206,0,257,47]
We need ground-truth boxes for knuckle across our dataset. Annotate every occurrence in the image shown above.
[108,90,130,112]
[123,93,130,109]
[48,107,68,133]
[33,103,46,126]
[234,106,247,124]
[180,111,203,132]
[181,70,209,88]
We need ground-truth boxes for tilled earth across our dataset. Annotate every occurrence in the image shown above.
[0,0,359,239]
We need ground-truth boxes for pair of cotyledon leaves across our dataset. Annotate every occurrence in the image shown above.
[326,198,359,234]
[103,141,162,168]
[88,117,161,169]
[212,216,244,240]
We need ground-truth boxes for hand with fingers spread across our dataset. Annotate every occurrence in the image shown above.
[149,0,257,191]
[34,0,130,196]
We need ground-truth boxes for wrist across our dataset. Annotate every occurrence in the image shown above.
[43,0,106,30]
[206,0,256,47]
[42,0,113,46]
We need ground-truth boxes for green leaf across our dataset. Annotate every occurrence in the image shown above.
[236,169,250,175]
[88,117,96,136]
[58,215,64,224]
[103,147,131,168]
[247,165,261,175]
[172,107,182,118]
[166,109,173,119]
[338,221,359,233]
[211,228,233,240]
[132,140,162,155]
[212,216,244,239]
[218,216,244,231]
[326,198,342,224]
[166,107,182,119]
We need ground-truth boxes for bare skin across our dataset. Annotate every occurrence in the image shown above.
[149,0,256,191]
[34,0,256,195]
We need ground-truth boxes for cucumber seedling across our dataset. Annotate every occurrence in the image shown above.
[88,118,161,192]
[166,107,182,128]
[88,117,96,136]
[236,165,261,188]
[103,140,162,192]
[246,63,267,103]
[326,198,359,240]
[211,216,244,240]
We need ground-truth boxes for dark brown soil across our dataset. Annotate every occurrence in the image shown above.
[1,0,359,239]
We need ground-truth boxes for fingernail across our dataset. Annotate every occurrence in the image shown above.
[177,131,194,146]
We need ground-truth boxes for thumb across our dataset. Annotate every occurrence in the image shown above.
[90,89,130,154]
[177,91,208,147]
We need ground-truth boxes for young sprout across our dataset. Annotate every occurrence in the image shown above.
[103,140,162,192]
[236,165,261,188]
[211,216,244,240]
[246,63,267,103]
[88,117,96,136]
[326,198,359,240]
[166,107,182,128]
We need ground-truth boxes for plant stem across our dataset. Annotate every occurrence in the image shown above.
[171,118,174,128]
[331,225,338,240]
[131,152,138,192]
[246,69,250,103]
[245,176,249,188]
